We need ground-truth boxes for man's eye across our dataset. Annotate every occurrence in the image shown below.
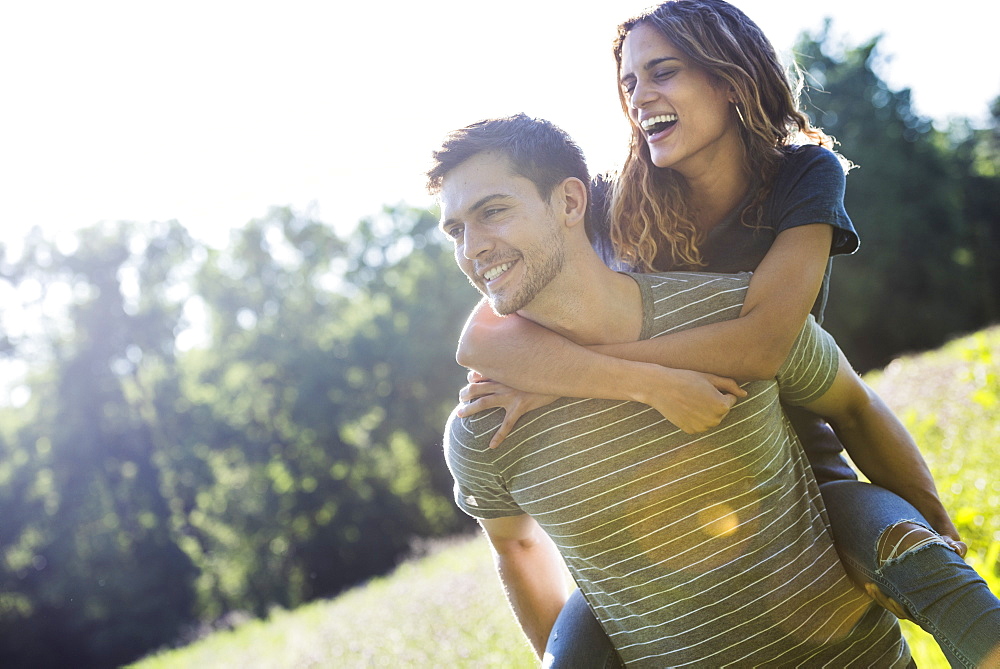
[445,225,463,240]
[483,207,504,218]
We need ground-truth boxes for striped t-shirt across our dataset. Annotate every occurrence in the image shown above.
[444,272,909,667]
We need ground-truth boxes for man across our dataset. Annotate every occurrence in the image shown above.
[428,114,913,667]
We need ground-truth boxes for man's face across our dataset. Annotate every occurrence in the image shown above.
[439,151,566,316]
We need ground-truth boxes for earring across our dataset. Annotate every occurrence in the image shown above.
[734,103,747,129]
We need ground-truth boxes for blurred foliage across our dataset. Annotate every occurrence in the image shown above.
[864,327,1000,667]
[795,25,1000,371]
[0,207,477,668]
[0,28,998,668]
[866,328,1000,552]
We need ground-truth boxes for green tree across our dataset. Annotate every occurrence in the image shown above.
[0,221,199,668]
[0,207,478,666]
[795,28,1000,370]
[949,96,1000,324]
[170,206,476,618]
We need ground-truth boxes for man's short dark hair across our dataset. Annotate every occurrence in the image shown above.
[426,114,591,204]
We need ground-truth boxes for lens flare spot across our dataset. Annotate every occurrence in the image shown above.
[698,503,740,538]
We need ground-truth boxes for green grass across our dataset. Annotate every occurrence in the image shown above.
[132,327,1000,669]
[861,326,1000,667]
[130,535,537,668]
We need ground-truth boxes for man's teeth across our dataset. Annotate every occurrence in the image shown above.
[641,114,679,134]
[484,262,512,281]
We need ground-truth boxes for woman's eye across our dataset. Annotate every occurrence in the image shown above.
[654,69,676,81]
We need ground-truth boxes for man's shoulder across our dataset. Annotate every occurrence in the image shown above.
[629,270,753,304]
[630,270,753,287]
[628,271,752,338]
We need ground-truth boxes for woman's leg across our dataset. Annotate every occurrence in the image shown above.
[543,588,624,669]
[821,480,1000,668]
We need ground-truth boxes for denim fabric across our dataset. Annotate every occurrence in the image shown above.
[544,588,623,669]
[821,481,1000,668]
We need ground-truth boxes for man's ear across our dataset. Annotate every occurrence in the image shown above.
[556,177,588,228]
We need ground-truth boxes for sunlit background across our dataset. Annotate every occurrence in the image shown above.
[2,4,999,667]
[2,0,998,250]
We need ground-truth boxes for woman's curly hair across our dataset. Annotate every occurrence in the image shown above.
[610,0,838,271]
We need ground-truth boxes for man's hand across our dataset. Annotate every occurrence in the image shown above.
[458,371,559,449]
[631,365,747,434]
[864,583,911,620]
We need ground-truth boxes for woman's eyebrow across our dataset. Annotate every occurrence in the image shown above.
[644,56,681,71]
[620,56,681,84]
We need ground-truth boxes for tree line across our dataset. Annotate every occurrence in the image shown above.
[0,31,997,668]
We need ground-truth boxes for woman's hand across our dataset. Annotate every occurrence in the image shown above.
[459,366,748,449]
[631,365,747,434]
[919,507,968,557]
[458,372,560,449]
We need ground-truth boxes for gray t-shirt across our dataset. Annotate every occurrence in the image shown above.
[444,272,909,667]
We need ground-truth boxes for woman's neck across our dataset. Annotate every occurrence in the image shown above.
[673,132,752,232]
[686,161,751,232]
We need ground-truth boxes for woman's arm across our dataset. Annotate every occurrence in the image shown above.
[459,303,745,437]
[589,223,834,379]
[458,223,834,394]
[803,349,961,543]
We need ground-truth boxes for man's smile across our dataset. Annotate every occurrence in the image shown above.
[483,261,515,282]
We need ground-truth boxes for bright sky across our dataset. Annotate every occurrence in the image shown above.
[1,0,998,251]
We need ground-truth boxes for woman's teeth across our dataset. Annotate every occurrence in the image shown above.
[641,114,678,135]
[484,262,512,281]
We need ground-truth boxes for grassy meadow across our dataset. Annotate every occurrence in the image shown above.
[132,327,1000,669]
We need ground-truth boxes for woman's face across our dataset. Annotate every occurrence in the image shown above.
[619,23,740,178]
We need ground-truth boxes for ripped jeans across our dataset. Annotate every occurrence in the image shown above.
[544,482,1000,669]
[821,481,1000,668]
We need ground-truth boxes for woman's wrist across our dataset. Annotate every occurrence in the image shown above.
[617,361,673,405]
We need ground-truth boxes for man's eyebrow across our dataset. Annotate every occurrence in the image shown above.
[440,193,509,229]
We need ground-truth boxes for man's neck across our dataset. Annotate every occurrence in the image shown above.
[517,258,643,347]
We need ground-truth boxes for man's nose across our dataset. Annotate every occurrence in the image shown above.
[462,226,492,260]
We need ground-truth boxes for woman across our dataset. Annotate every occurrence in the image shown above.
[457,1,1000,666]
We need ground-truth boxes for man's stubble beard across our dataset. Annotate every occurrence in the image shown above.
[485,225,567,317]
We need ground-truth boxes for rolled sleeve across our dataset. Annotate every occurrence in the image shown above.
[444,408,523,519]
[776,315,840,405]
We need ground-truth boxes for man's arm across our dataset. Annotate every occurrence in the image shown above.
[479,514,570,658]
[801,348,959,541]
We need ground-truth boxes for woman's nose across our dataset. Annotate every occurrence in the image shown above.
[630,79,656,110]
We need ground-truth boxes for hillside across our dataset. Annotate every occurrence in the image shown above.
[132,327,1000,669]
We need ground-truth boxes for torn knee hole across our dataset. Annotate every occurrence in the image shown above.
[876,521,948,566]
